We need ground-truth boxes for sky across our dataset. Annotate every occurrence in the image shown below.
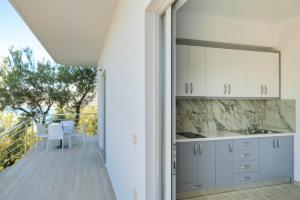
[0,0,53,62]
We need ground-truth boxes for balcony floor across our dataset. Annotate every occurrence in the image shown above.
[0,137,116,200]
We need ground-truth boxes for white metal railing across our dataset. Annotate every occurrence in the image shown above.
[0,120,32,172]
[0,113,97,172]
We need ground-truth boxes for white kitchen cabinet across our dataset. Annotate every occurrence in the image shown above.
[227,50,247,97]
[246,51,264,97]
[262,52,280,97]
[176,45,280,98]
[189,46,206,96]
[176,45,189,96]
[206,47,228,97]
[206,48,246,97]
[176,45,206,96]
[246,51,280,98]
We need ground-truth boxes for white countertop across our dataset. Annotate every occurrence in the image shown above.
[176,131,295,143]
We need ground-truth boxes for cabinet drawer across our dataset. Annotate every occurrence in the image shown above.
[233,172,260,186]
[233,160,259,174]
[177,181,215,193]
[233,138,259,150]
[233,149,259,162]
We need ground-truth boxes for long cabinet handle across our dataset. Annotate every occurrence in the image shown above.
[190,83,193,94]
[228,84,231,95]
[260,85,264,95]
[185,83,188,94]
[277,138,280,149]
[228,142,233,153]
[199,144,202,155]
[224,84,227,94]
[265,85,268,95]
[193,144,198,156]
[273,139,276,149]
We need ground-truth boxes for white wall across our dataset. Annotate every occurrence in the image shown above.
[277,16,300,181]
[98,0,151,199]
[176,12,278,47]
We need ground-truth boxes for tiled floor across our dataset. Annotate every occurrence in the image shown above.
[182,184,300,200]
[0,137,116,200]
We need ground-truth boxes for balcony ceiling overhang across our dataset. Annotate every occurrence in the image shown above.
[10,0,117,66]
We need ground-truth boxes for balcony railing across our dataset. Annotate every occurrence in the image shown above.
[0,113,98,172]
[0,120,34,172]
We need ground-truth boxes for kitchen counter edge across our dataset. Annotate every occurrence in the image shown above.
[176,132,295,143]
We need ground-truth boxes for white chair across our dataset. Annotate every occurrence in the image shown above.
[36,123,48,145]
[73,123,87,144]
[47,123,64,152]
[61,120,75,148]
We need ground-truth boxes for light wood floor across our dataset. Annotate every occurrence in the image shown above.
[0,137,116,200]
[182,184,300,200]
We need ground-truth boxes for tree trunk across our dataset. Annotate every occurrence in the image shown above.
[74,105,81,127]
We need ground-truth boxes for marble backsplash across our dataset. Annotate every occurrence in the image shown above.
[176,99,296,134]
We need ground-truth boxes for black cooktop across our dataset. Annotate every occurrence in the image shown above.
[177,132,206,139]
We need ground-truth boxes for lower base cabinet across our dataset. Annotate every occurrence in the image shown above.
[177,141,215,193]
[260,136,294,182]
[216,140,233,188]
[177,135,294,193]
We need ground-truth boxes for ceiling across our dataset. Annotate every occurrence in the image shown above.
[179,0,300,23]
[10,0,117,66]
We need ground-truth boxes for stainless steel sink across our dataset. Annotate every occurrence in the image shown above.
[177,132,206,139]
[232,129,282,135]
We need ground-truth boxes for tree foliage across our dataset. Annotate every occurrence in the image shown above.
[57,66,97,124]
[0,47,97,121]
[0,47,98,172]
[0,47,65,119]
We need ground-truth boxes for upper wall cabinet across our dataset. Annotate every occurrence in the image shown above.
[176,45,189,96]
[206,48,247,97]
[176,45,206,96]
[176,45,280,98]
[246,51,280,98]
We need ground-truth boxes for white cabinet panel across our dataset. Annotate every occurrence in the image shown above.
[227,50,247,97]
[176,45,188,96]
[246,51,264,97]
[188,46,206,96]
[206,47,228,97]
[246,51,280,98]
[262,52,280,97]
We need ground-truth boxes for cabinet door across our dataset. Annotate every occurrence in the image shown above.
[227,50,247,97]
[177,142,199,185]
[246,51,264,97]
[176,45,189,96]
[206,47,228,97]
[260,137,277,181]
[262,52,280,98]
[198,141,216,182]
[216,140,233,188]
[188,46,206,96]
[276,136,293,180]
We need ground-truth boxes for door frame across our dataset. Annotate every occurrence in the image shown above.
[145,0,187,199]
[145,1,174,200]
